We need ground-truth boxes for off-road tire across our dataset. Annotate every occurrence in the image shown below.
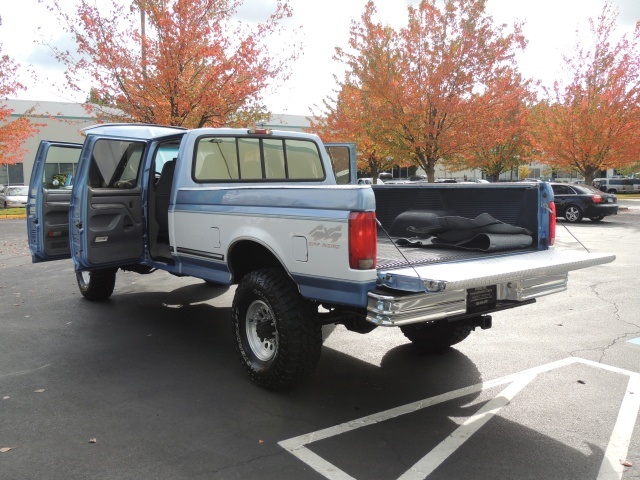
[400,320,473,354]
[232,268,321,389]
[76,269,117,300]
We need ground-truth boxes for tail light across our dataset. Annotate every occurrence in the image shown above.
[349,212,377,270]
[548,201,556,246]
[592,195,603,203]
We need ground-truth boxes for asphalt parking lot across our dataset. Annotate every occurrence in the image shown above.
[1,209,639,480]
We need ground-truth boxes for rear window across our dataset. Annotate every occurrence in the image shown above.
[193,135,325,182]
[574,184,604,194]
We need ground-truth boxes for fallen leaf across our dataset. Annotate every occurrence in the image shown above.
[258,440,264,444]
[3,396,9,400]
[89,438,97,444]
[621,460,633,467]
[0,447,12,453]
[34,389,45,393]
[577,380,586,385]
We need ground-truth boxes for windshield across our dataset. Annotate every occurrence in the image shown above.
[7,186,28,196]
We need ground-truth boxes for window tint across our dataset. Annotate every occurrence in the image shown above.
[238,138,263,179]
[194,137,239,180]
[552,184,573,195]
[286,140,323,179]
[575,184,602,194]
[89,140,144,188]
[263,139,286,179]
[326,145,350,185]
[43,145,81,189]
[193,136,324,182]
[154,143,180,176]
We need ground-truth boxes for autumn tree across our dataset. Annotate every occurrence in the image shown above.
[0,17,42,166]
[325,0,529,182]
[531,2,640,184]
[45,0,296,128]
[311,19,408,183]
[311,84,395,183]
[448,91,534,180]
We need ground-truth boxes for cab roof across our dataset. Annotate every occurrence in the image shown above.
[82,123,187,140]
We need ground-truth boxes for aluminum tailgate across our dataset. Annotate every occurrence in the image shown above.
[376,249,615,293]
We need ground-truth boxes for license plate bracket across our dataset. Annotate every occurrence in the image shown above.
[466,285,497,313]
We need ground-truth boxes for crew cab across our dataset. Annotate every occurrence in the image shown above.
[27,124,615,389]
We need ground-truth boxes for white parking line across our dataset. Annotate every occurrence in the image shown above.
[597,374,640,480]
[279,357,640,480]
[397,372,537,480]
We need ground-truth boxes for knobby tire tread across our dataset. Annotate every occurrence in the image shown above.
[232,268,322,390]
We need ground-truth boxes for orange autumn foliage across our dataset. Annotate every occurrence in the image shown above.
[531,2,640,183]
[320,0,530,182]
[0,18,41,166]
[46,0,296,128]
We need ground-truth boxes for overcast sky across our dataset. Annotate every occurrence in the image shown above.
[1,0,639,115]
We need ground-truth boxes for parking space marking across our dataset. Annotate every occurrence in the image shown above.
[0,363,50,379]
[628,338,640,345]
[397,372,537,480]
[279,357,640,480]
[597,374,640,480]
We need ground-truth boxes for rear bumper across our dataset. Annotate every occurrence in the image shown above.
[367,249,615,326]
[584,204,618,217]
[367,273,567,326]
[4,200,27,207]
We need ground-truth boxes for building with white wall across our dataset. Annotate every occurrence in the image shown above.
[1,100,313,187]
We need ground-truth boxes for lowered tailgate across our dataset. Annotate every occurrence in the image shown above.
[367,249,615,326]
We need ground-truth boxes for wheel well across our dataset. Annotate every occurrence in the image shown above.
[228,240,284,284]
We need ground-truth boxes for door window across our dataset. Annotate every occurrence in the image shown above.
[42,145,81,189]
[89,139,145,188]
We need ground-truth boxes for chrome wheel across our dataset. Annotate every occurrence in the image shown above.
[232,268,322,389]
[564,205,582,222]
[245,300,278,362]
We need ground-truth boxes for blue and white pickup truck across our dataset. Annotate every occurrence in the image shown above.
[27,124,615,389]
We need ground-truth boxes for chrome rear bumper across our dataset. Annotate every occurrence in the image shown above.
[367,273,569,326]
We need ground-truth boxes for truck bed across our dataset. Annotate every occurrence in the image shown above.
[376,235,532,270]
[373,182,543,271]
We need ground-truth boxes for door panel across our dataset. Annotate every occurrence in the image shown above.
[71,137,146,269]
[27,141,82,263]
[85,189,144,264]
[41,190,73,257]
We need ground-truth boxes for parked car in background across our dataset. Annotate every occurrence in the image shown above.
[435,178,458,183]
[0,185,28,208]
[550,183,618,222]
[592,177,634,194]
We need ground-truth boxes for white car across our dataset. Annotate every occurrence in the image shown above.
[1,185,28,208]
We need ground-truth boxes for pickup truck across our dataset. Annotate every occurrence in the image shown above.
[27,124,615,389]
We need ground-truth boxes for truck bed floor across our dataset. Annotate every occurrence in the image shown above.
[376,235,537,271]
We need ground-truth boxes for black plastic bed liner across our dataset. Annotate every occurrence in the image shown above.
[376,235,538,271]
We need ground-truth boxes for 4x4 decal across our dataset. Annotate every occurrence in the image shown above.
[309,225,342,243]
